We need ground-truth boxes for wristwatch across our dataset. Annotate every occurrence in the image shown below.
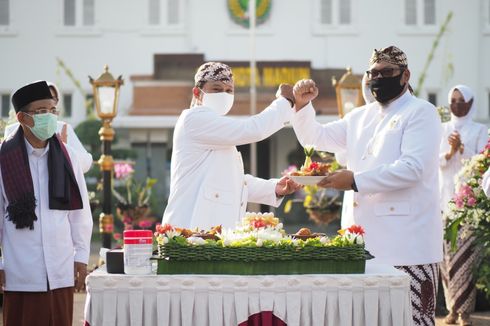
[351,178,358,192]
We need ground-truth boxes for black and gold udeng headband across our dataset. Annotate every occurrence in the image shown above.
[369,46,408,67]
[194,62,234,88]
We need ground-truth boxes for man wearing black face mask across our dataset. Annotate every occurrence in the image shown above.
[291,46,443,326]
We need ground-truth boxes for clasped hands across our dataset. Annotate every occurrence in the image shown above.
[445,131,464,161]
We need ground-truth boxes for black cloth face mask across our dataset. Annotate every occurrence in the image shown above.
[369,72,406,104]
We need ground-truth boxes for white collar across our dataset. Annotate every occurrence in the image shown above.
[24,138,49,158]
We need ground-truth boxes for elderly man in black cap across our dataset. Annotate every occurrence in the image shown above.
[292,46,443,326]
[0,81,93,326]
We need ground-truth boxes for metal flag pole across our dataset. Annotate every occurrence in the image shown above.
[249,0,257,178]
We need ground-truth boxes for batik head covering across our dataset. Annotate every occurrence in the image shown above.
[194,62,234,88]
[369,46,408,67]
[447,84,475,130]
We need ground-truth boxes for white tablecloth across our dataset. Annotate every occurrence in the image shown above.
[84,261,412,326]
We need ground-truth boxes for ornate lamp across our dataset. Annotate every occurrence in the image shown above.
[89,65,124,249]
[332,67,363,118]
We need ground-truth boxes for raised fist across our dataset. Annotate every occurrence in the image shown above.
[276,83,294,107]
[293,79,319,111]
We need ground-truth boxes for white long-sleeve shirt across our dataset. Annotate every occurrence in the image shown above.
[4,122,93,173]
[0,139,93,291]
[439,121,488,214]
[162,97,293,230]
[292,90,443,266]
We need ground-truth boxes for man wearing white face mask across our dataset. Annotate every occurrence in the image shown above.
[162,62,301,230]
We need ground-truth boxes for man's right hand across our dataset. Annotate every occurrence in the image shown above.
[293,79,319,111]
[0,269,5,292]
[276,83,295,107]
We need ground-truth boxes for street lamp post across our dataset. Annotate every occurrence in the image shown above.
[332,67,363,118]
[89,65,124,249]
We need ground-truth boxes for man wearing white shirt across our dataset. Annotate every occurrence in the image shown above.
[162,62,300,230]
[0,81,93,326]
[292,46,442,326]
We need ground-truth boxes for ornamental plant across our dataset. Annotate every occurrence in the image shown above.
[112,161,158,231]
[445,137,490,297]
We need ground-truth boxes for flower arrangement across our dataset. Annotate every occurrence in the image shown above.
[155,217,365,250]
[112,162,158,240]
[154,216,372,274]
[445,138,490,297]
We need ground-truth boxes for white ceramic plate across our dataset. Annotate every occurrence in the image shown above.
[289,175,326,186]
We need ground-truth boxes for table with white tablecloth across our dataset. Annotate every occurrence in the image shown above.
[84,261,412,326]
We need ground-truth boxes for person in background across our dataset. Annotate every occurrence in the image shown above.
[0,80,93,326]
[292,46,443,326]
[162,62,301,230]
[439,85,488,326]
[4,81,93,173]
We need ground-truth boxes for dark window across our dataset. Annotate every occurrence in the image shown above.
[424,0,435,25]
[405,0,417,25]
[168,0,180,25]
[64,0,76,26]
[339,0,351,25]
[320,0,332,25]
[1,94,10,118]
[85,94,94,115]
[63,93,72,117]
[149,0,160,25]
[83,0,95,26]
[428,92,437,106]
[0,0,9,26]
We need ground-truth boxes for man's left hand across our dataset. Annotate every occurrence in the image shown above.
[275,176,302,197]
[317,169,355,191]
[74,262,88,292]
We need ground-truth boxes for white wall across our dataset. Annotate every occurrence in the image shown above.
[0,0,489,125]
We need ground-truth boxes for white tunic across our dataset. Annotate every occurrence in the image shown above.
[0,139,93,291]
[483,168,490,197]
[292,90,443,266]
[4,122,93,173]
[439,121,488,213]
[162,98,293,230]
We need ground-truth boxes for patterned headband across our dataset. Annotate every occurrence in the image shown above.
[194,62,234,87]
[369,46,408,67]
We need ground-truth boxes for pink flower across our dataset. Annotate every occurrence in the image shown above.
[460,185,473,196]
[138,220,153,229]
[114,163,134,179]
[455,198,464,209]
[467,197,477,207]
[113,233,122,241]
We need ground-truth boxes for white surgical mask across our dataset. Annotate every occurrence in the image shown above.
[200,90,234,115]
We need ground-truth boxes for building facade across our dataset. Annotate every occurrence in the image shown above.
[1,0,489,213]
